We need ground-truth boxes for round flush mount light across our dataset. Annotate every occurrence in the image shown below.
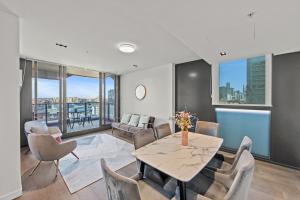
[118,43,136,53]
[220,51,227,56]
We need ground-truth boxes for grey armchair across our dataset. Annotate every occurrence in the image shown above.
[175,150,255,200]
[195,121,220,137]
[206,136,253,174]
[28,133,78,177]
[155,123,172,139]
[101,159,169,200]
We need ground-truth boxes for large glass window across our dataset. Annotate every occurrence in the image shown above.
[219,55,266,105]
[66,68,100,133]
[31,60,119,136]
[105,74,115,124]
[32,62,61,128]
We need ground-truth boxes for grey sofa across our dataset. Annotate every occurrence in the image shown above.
[111,115,155,136]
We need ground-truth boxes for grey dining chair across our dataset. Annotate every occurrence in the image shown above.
[155,123,172,139]
[175,150,255,200]
[195,121,220,137]
[28,133,78,177]
[132,131,171,190]
[207,136,253,174]
[101,159,170,200]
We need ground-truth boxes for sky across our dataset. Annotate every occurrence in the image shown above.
[219,58,247,91]
[37,75,114,99]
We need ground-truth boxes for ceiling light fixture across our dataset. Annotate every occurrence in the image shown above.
[220,51,227,56]
[118,43,136,53]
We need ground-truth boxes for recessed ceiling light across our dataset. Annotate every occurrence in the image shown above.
[118,43,136,53]
[220,51,227,56]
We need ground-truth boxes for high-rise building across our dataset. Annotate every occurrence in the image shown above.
[246,56,265,104]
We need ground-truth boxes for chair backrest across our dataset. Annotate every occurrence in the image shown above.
[231,136,253,168]
[101,159,141,200]
[28,134,58,161]
[132,130,156,150]
[195,121,220,137]
[155,123,172,139]
[224,150,255,200]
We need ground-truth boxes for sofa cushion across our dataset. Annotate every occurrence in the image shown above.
[111,122,121,128]
[138,115,150,128]
[119,124,131,132]
[128,126,143,134]
[30,126,49,134]
[128,115,140,127]
[120,113,132,124]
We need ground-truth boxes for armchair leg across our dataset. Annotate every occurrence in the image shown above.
[55,159,59,178]
[30,161,42,176]
[71,151,79,159]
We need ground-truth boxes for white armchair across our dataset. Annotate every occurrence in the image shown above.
[28,133,78,177]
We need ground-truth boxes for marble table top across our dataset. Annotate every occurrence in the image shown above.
[133,132,223,182]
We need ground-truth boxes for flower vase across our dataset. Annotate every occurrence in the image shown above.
[181,130,189,146]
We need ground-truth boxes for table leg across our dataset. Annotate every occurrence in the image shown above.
[139,161,145,178]
[177,180,187,200]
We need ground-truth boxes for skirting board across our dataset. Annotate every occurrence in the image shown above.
[0,188,22,200]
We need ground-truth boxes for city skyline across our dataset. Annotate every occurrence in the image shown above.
[36,75,115,99]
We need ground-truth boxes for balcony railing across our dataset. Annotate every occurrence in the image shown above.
[32,102,115,132]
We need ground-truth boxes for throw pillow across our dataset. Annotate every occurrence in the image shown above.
[137,115,150,128]
[120,113,132,124]
[30,126,49,134]
[128,115,140,127]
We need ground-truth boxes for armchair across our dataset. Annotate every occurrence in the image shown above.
[28,133,78,177]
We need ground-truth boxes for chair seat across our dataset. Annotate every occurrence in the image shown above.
[206,157,232,171]
[188,173,228,200]
[138,180,170,200]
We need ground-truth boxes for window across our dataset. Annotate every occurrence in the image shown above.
[104,74,116,124]
[219,56,266,105]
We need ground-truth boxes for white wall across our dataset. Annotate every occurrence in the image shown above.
[121,64,175,128]
[0,5,22,200]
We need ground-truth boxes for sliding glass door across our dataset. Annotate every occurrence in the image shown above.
[66,68,100,133]
[32,61,62,129]
[30,60,119,137]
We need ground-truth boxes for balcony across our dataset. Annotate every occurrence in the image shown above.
[32,102,115,133]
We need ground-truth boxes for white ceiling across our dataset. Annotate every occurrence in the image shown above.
[1,0,300,74]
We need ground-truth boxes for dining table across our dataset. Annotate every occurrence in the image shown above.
[133,132,223,200]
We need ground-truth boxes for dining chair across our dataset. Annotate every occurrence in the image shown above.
[155,123,172,139]
[28,133,78,177]
[101,159,170,200]
[175,150,255,200]
[132,131,170,188]
[195,121,220,137]
[206,136,253,174]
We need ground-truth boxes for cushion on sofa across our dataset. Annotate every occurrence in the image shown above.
[30,126,49,134]
[128,115,140,127]
[120,113,132,124]
[111,122,121,128]
[119,124,131,132]
[137,115,150,128]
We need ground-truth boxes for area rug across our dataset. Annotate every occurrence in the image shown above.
[58,134,136,193]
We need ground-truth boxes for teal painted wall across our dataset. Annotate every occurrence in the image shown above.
[216,108,270,157]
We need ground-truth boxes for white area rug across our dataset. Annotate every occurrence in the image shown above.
[59,134,136,193]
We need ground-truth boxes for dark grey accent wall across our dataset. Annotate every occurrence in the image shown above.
[175,60,215,122]
[20,59,33,146]
[271,52,300,168]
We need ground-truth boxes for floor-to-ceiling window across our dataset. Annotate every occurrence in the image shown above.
[32,61,61,129]
[30,60,119,137]
[66,67,100,133]
[104,74,116,124]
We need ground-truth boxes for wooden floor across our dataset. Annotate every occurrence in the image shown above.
[18,130,300,200]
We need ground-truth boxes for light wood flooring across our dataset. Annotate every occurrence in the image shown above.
[17,130,300,200]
